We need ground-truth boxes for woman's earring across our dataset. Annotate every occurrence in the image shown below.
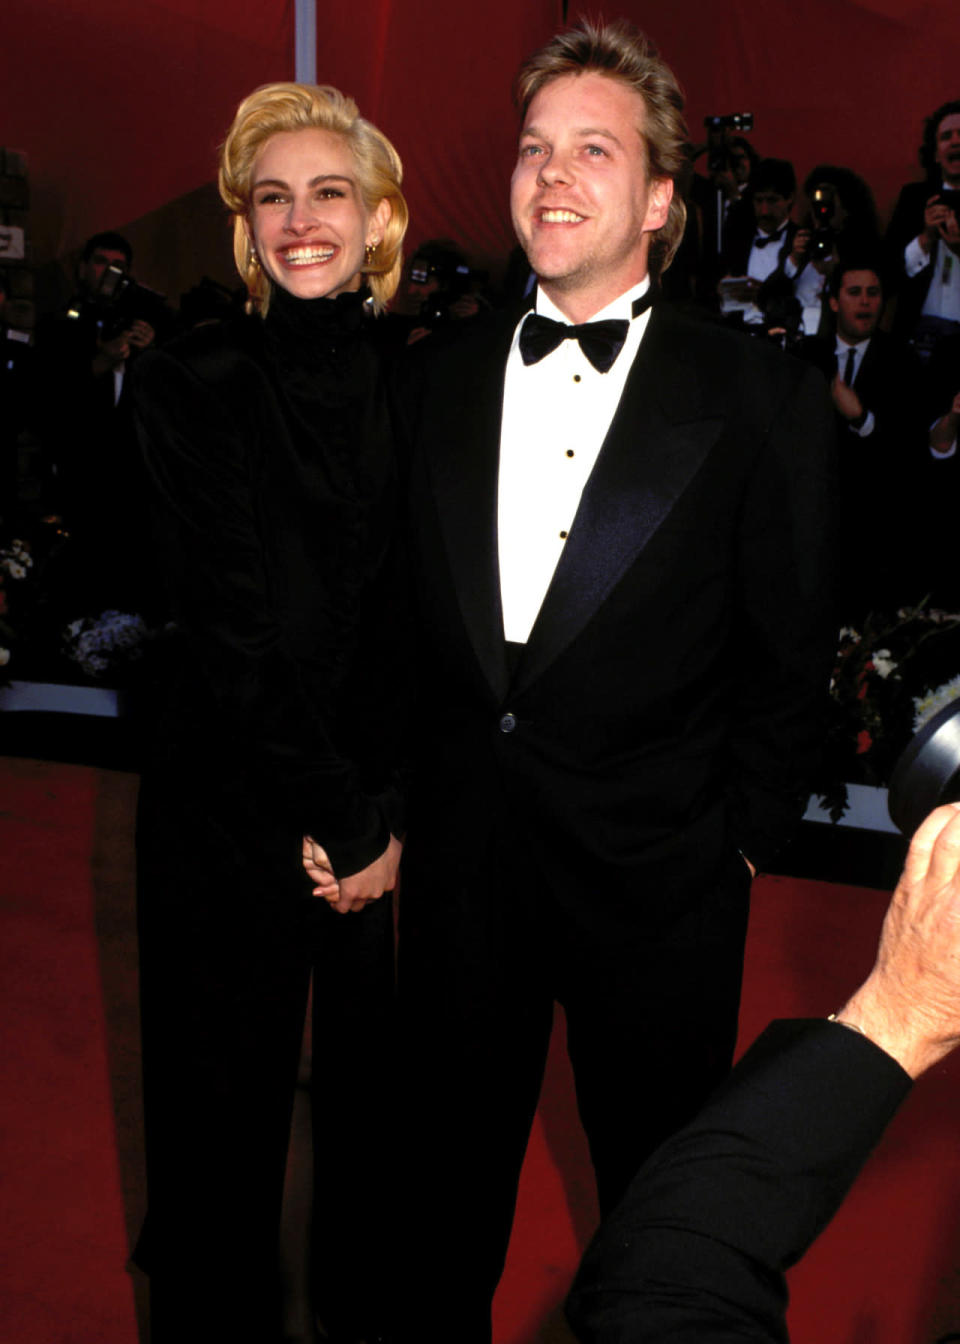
[365,240,379,265]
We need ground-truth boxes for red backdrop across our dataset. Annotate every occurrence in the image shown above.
[5,0,960,298]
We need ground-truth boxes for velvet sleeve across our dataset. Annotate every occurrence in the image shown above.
[567,1020,911,1343]
[132,343,391,878]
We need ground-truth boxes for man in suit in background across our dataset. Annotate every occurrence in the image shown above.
[795,259,923,616]
[568,801,960,1343]
[398,21,835,1341]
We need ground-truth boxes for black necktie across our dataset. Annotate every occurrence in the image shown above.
[843,347,856,387]
[519,291,653,374]
[754,228,786,250]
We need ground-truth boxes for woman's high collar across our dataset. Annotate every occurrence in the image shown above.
[264,283,366,349]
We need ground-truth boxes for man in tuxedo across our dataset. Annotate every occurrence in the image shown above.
[568,801,960,1342]
[398,20,835,1340]
[720,157,805,328]
[722,157,798,274]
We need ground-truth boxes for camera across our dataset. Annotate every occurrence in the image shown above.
[67,263,166,342]
[704,112,754,174]
[809,182,837,263]
[409,251,484,327]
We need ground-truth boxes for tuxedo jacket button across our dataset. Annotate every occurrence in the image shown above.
[499,712,517,733]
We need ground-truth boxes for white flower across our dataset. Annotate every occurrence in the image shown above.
[871,649,896,679]
[838,626,861,644]
[0,647,9,666]
[914,674,960,733]
[2,559,26,580]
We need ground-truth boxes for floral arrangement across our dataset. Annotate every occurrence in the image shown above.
[913,674,960,734]
[0,538,35,677]
[61,609,152,680]
[813,603,960,821]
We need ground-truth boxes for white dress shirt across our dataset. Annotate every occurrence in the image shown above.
[741,230,798,325]
[797,265,827,337]
[498,279,652,643]
[747,229,790,283]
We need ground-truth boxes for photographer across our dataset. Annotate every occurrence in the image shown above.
[391,238,487,347]
[33,231,168,617]
[887,100,960,359]
[791,165,881,335]
[690,121,757,303]
[39,232,167,406]
[719,157,804,332]
[81,232,157,371]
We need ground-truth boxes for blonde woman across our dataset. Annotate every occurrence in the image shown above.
[133,84,408,1344]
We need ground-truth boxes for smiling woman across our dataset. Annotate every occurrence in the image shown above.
[219,81,407,314]
[245,128,388,302]
[130,82,409,1344]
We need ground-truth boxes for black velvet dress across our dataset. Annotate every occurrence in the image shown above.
[132,286,405,1343]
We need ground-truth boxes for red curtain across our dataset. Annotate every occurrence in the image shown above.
[308,0,560,269]
[586,0,960,222]
[6,0,292,261]
[5,0,960,293]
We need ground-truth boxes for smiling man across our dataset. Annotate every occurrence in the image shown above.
[399,21,836,1342]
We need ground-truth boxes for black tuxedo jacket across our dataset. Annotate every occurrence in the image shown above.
[567,1019,911,1343]
[924,330,960,422]
[403,303,835,921]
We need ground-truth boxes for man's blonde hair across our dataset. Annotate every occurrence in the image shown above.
[515,19,688,276]
[219,82,408,315]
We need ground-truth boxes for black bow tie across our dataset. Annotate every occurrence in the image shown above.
[519,291,653,373]
[753,228,786,250]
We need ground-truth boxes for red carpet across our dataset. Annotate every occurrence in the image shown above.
[3,756,960,1342]
[0,758,140,1344]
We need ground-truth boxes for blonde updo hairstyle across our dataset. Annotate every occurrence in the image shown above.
[218,82,408,315]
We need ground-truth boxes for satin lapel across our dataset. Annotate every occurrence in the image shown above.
[425,313,521,702]
[516,308,723,692]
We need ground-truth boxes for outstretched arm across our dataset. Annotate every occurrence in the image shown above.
[569,804,960,1343]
